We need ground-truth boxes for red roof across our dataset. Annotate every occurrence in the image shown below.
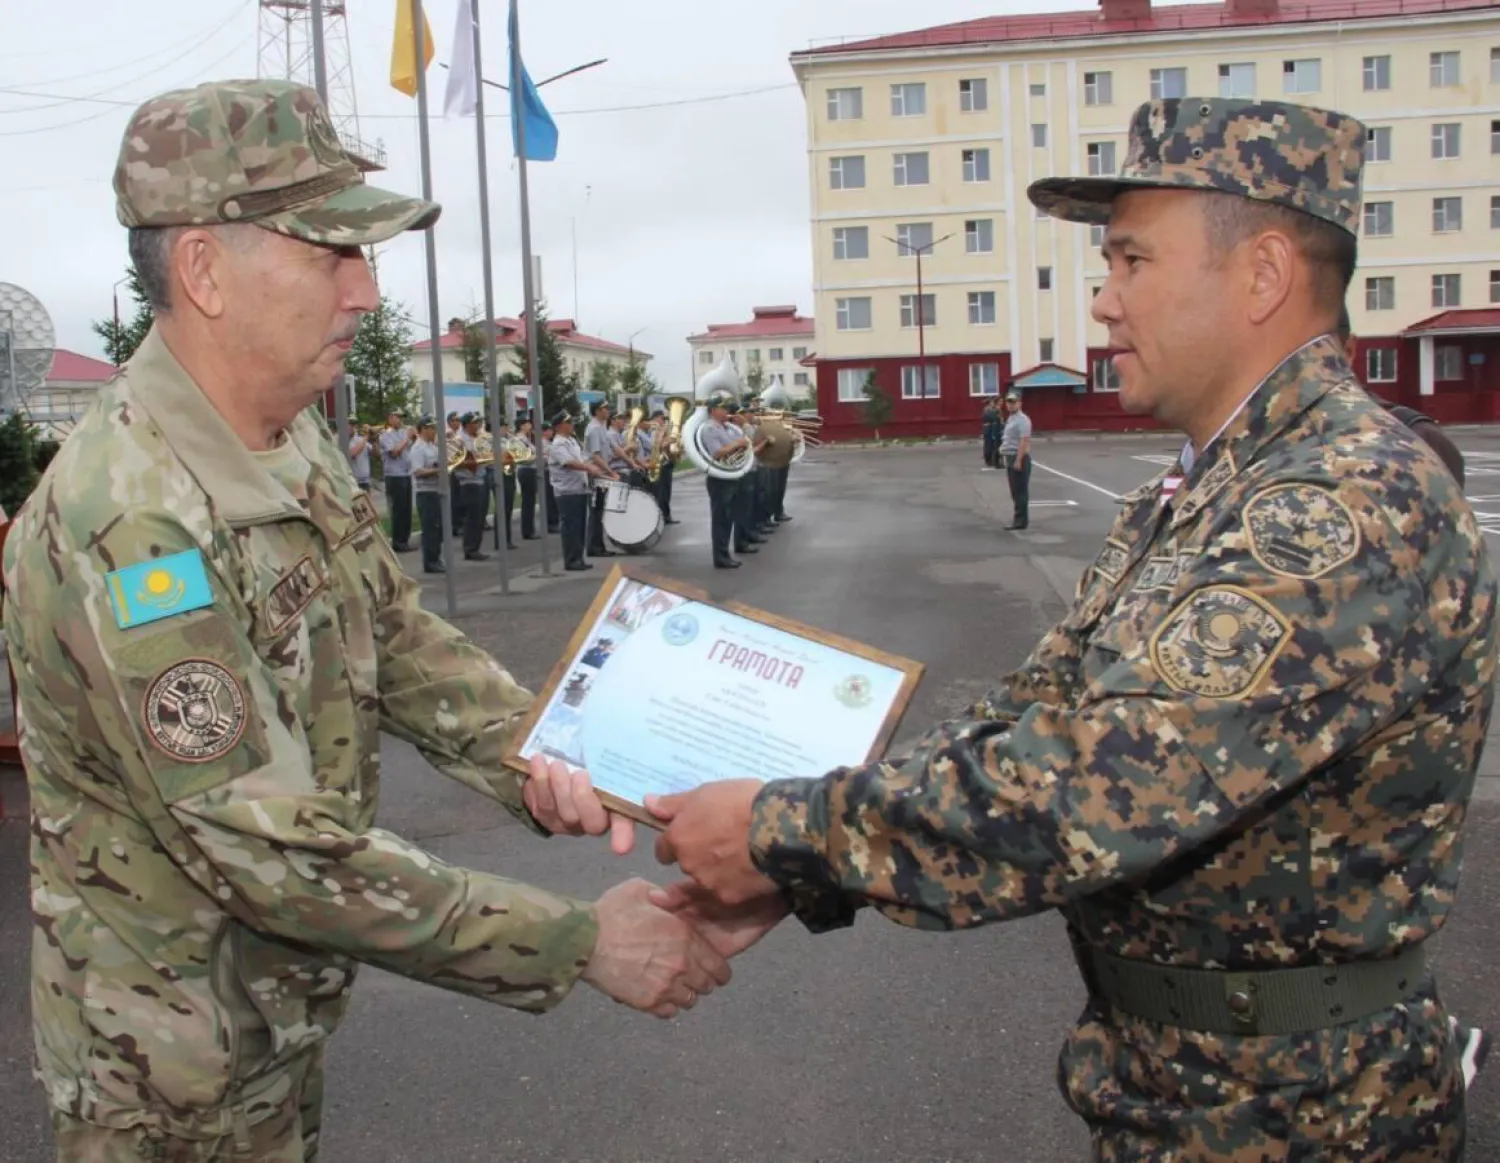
[1403,309,1500,335]
[46,349,118,384]
[687,306,816,343]
[412,317,650,359]
[794,0,1500,56]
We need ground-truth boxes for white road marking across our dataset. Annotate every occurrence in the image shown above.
[1132,454,1179,467]
[1028,499,1080,508]
[1032,460,1124,501]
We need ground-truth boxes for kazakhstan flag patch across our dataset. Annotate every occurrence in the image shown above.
[106,548,214,630]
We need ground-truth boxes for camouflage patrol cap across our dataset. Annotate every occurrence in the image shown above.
[114,79,440,245]
[1028,97,1366,236]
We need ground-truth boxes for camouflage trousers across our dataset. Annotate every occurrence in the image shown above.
[50,1048,325,1163]
[1060,983,1464,1161]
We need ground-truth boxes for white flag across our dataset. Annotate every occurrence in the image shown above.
[443,0,478,118]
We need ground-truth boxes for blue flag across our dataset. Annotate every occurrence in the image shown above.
[508,0,557,161]
[106,548,215,630]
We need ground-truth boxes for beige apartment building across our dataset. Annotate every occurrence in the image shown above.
[687,306,817,400]
[793,0,1500,439]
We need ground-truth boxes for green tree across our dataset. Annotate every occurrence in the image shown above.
[458,308,493,384]
[346,296,422,427]
[861,371,893,440]
[617,354,657,401]
[0,411,40,516]
[586,359,620,398]
[510,302,580,420]
[743,356,767,399]
[92,267,155,365]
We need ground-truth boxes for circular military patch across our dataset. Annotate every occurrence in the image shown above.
[143,660,247,763]
[1243,483,1360,580]
[1150,586,1289,700]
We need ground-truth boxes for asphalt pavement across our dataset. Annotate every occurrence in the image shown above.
[3,435,1499,1161]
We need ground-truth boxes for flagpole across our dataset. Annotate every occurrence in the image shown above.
[510,0,551,576]
[412,0,460,618]
[466,0,512,594]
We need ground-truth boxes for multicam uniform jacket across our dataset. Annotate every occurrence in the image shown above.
[2,329,598,1139]
[749,336,1497,1160]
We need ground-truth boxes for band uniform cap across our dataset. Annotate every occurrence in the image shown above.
[114,79,441,245]
[416,414,435,427]
[1027,97,1366,236]
[1005,390,1022,402]
[550,409,574,427]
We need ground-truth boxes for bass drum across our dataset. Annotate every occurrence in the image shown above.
[601,484,664,554]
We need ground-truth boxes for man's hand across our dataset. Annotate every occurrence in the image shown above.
[582,878,732,1018]
[524,755,637,854]
[648,780,776,905]
[648,880,788,958]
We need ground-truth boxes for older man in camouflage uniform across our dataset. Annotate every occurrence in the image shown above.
[1,79,732,1163]
[643,98,1498,1160]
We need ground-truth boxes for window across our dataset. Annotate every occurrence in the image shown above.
[837,367,873,403]
[1437,346,1464,380]
[1038,266,1053,291]
[891,83,926,116]
[829,156,865,190]
[893,152,930,186]
[899,294,937,328]
[1366,348,1397,383]
[1493,196,1500,229]
[1363,201,1393,237]
[1492,270,1500,304]
[968,291,996,325]
[793,346,808,359]
[1493,47,1500,83]
[746,349,760,362]
[962,148,991,182]
[1029,82,1046,96]
[1434,197,1463,233]
[699,350,714,365]
[1032,123,1048,148]
[793,372,809,387]
[1433,273,1462,308]
[1492,119,1500,154]
[965,218,995,254]
[769,348,783,362]
[832,226,869,260]
[1366,126,1391,163]
[1433,123,1461,159]
[836,297,872,330]
[1431,51,1460,88]
[1364,55,1391,91]
[959,78,988,112]
[1039,339,1055,363]
[1151,67,1187,99]
[1093,357,1121,392]
[1084,71,1113,105]
[1283,59,1322,94]
[896,222,934,256]
[1087,141,1117,176]
[900,365,940,398]
[1366,276,1395,311]
[826,87,862,121]
[1219,63,1255,98]
[969,363,1000,397]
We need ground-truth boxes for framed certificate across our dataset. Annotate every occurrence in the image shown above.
[505,564,925,827]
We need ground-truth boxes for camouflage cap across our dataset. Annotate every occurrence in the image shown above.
[114,78,440,245]
[1028,97,1366,236]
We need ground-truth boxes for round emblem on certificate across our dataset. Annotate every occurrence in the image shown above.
[835,674,873,709]
[143,660,248,763]
[661,612,699,647]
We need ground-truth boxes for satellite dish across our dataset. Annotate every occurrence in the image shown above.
[0,282,56,416]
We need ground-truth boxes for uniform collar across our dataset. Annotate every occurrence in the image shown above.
[125,326,325,527]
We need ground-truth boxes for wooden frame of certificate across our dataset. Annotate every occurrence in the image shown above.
[503,563,925,828]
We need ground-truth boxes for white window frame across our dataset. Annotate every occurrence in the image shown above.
[893,152,930,187]
[1031,123,1047,148]
[1491,270,1500,305]
[1492,119,1500,155]
[1282,58,1322,94]
[699,350,714,365]
[1366,348,1398,383]
[1151,67,1187,100]
[1089,222,1107,249]
[1039,339,1055,364]
[1363,201,1393,237]
[1219,62,1255,98]
[899,294,936,329]
[793,372,809,388]
[1038,267,1053,291]
[793,346,808,360]
[896,222,934,256]
[1432,123,1461,160]
[832,226,869,261]
[1366,276,1395,311]
[1366,126,1392,163]
[1431,51,1460,88]
[829,156,865,190]
[1432,273,1462,309]
[962,148,991,183]
[1029,82,1046,97]
[1492,47,1500,84]
[1084,71,1113,106]
[768,348,783,362]
[900,365,940,399]
[1364,55,1391,92]
[968,291,996,326]
[837,367,873,403]
[965,218,994,254]
[826,87,863,122]
[1492,196,1500,229]
[959,78,988,112]
[969,363,1000,397]
[836,297,872,331]
[1434,196,1463,234]
[1436,345,1465,380]
[1087,141,1117,177]
[1092,358,1121,392]
[891,83,926,117]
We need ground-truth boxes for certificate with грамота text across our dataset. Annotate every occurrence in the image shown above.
[505,565,924,827]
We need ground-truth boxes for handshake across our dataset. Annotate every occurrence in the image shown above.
[524,757,788,1020]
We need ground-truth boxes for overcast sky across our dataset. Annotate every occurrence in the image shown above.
[1,0,1195,392]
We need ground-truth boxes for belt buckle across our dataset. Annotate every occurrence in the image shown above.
[1225,972,1259,1035]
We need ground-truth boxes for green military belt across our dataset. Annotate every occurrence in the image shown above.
[1075,943,1427,1037]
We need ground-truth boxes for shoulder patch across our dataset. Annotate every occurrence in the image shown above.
[107,549,214,630]
[267,556,326,634]
[142,659,247,763]
[350,492,378,528]
[1150,585,1289,700]
[1094,539,1130,584]
[1243,482,1360,580]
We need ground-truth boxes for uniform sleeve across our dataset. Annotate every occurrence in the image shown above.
[749,479,1457,932]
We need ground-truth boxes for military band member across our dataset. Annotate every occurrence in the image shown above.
[378,409,414,551]
[700,392,749,569]
[515,415,541,540]
[548,411,604,571]
[726,403,765,556]
[454,412,489,561]
[606,411,637,483]
[583,401,617,558]
[494,418,517,550]
[410,415,446,574]
[445,410,463,535]
[540,421,560,533]
[633,414,656,490]
[653,410,680,525]
[347,423,372,491]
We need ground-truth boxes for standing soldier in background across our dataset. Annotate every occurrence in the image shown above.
[378,408,413,551]
[726,402,766,557]
[754,411,795,537]
[445,410,464,536]
[540,420,560,533]
[515,414,541,541]
[410,414,446,575]
[700,392,748,569]
[347,423,371,492]
[999,389,1033,530]
[456,412,489,562]
[981,395,1002,471]
[654,410,680,525]
[2,79,732,1163]
[548,410,603,571]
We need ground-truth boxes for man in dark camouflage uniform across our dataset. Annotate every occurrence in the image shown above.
[640,97,1499,1160]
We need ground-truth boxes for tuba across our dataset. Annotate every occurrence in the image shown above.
[682,359,755,480]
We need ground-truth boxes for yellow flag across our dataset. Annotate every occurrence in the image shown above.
[390,0,435,98]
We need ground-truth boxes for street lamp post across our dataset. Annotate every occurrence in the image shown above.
[110,275,132,365]
[884,232,954,396]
